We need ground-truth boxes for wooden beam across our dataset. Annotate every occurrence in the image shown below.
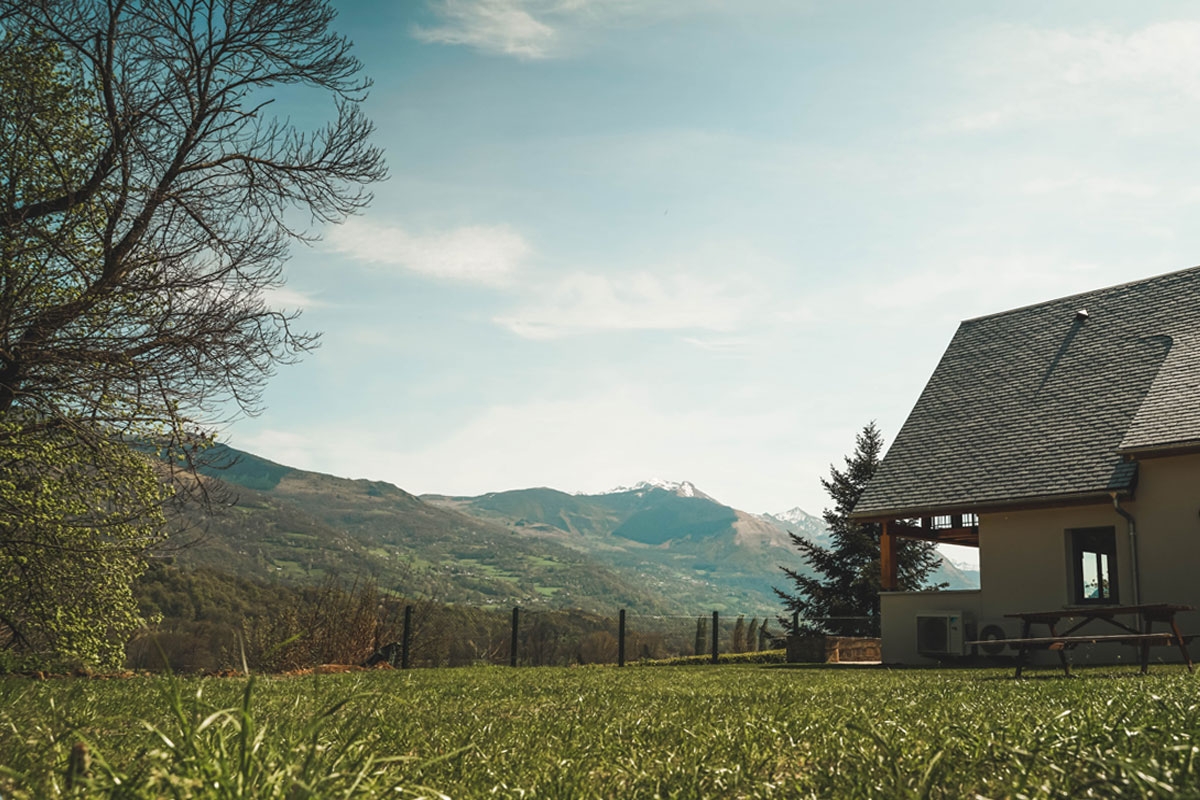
[888,521,979,547]
[881,520,898,591]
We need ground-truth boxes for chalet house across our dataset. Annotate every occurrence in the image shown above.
[852,266,1200,665]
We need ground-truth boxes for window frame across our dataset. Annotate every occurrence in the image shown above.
[1068,526,1119,605]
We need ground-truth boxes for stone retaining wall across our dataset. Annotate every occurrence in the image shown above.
[786,635,881,663]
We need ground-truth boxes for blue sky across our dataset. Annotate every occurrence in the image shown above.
[229,0,1200,525]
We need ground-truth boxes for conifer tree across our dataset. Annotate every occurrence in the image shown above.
[775,422,942,637]
[746,618,759,652]
[694,615,707,656]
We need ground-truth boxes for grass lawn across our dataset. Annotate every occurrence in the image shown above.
[3,664,1200,798]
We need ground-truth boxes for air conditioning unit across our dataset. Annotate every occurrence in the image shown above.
[972,617,1020,657]
[916,611,966,656]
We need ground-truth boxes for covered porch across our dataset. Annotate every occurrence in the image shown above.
[875,512,985,664]
[879,514,979,592]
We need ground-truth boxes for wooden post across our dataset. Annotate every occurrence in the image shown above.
[881,520,898,592]
[510,607,519,667]
[711,610,719,664]
[401,604,412,670]
[618,609,626,667]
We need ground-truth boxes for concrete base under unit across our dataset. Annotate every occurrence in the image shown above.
[786,635,881,664]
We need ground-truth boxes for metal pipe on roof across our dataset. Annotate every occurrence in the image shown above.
[1111,492,1141,607]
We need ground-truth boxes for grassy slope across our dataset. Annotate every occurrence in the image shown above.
[3,665,1199,798]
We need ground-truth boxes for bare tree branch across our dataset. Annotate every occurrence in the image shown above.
[0,0,385,667]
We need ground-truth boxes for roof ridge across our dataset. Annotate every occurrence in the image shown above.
[960,263,1200,324]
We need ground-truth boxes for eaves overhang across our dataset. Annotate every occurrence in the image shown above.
[1117,439,1200,459]
[850,488,1134,524]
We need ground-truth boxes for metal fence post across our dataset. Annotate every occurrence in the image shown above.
[401,604,412,669]
[510,606,519,667]
[618,609,626,667]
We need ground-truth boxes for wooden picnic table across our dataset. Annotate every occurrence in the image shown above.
[976,603,1194,677]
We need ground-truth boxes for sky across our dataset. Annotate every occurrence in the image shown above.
[226,0,1200,530]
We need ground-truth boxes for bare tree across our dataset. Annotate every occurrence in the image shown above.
[0,0,385,667]
[0,0,385,448]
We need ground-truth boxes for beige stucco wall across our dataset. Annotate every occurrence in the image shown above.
[977,503,1133,617]
[1126,453,1200,629]
[882,455,1200,666]
[880,590,980,664]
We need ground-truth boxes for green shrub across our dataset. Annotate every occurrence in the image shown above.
[642,648,788,666]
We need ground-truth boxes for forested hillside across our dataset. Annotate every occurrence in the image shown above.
[128,444,975,670]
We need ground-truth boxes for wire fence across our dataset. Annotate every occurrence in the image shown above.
[125,588,875,673]
[374,606,868,669]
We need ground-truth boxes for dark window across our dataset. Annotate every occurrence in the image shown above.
[1069,527,1118,604]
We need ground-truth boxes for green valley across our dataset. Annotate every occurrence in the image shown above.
[160,445,976,624]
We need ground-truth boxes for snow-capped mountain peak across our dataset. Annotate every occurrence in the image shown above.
[769,506,816,525]
[606,479,711,500]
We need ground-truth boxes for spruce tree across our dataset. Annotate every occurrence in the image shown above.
[775,422,942,637]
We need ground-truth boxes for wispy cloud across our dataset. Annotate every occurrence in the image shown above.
[325,218,530,285]
[262,285,324,311]
[949,20,1200,133]
[412,0,760,59]
[494,271,754,339]
[412,0,558,59]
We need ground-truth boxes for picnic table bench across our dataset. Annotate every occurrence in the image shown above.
[966,603,1195,677]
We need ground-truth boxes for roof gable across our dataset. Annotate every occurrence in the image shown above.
[854,266,1200,519]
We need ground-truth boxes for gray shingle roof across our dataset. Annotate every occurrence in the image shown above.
[853,266,1200,519]
[1120,328,1200,451]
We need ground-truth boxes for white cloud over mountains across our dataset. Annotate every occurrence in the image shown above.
[328,216,762,340]
[325,218,529,285]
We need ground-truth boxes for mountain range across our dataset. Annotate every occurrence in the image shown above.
[172,445,978,618]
